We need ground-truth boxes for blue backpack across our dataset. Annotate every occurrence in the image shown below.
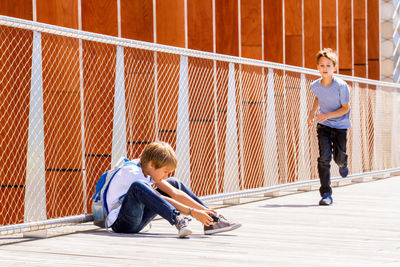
[92,157,135,228]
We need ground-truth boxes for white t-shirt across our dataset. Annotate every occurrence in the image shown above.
[106,159,155,226]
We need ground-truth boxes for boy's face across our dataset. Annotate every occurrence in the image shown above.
[317,57,336,79]
[147,162,175,182]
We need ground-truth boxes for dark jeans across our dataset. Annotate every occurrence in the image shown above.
[111,177,206,233]
[317,124,348,196]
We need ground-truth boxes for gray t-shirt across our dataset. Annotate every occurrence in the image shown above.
[310,77,351,129]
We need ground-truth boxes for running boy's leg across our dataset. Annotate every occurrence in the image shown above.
[317,124,333,196]
[332,128,348,168]
[112,180,180,233]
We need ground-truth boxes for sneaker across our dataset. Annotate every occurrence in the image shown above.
[319,192,333,206]
[204,214,242,235]
[175,215,192,238]
[339,166,349,178]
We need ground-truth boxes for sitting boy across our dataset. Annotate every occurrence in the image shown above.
[106,141,241,237]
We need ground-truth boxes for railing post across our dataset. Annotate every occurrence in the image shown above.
[176,55,191,187]
[373,86,384,169]
[111,46,127,167]
[24,31,47,238]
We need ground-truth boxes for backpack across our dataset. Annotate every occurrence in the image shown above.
[92,157,134,228]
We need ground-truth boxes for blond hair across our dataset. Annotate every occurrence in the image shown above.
[140,141,178,169]
[316,48,338,66]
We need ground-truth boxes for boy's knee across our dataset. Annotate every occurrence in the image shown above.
[318,156,331,165]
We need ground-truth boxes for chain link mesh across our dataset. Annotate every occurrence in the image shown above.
[1,21,399,230]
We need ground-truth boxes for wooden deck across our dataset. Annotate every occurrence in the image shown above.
[1,176,399,266]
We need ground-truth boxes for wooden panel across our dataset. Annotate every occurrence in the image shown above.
[321,0,336,51]
[241,0,262,60]
[188,58,214,120]
[124,49,157,142]
[285,35,303,67]
[82,41,116,155]
[304,0,320,69]
[189,122,217,196]
[81,0,118,36]
[36,0,78,29]
[0,0,32,20]
[46,171,84,218]
[354,64,366,78]
[85,156,111,213]
[285,0,302,35]
[156,0,185,47]
[42,34,83,170]
[354,19,366,65]
[127,143,148,161]
[367,0,379,79]
[121,0,153,42]
[158,131,177,150]
[338,0,352,73]
[368,60,379,80]
[0,188,24,225]
[187,0,213,52]
[0,27,31,186]
[215,0,239,56]
[264,0,283,63]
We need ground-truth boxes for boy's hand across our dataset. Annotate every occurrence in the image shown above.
[192,209,215,226]
[316,113,329,123]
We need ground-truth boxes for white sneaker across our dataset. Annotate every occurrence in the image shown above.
[175,215,192,238]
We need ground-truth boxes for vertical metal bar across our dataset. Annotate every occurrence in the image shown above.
[391,89,399,168]
[176,55,191,187]
[111,46,127,167]
[24,31,47,238]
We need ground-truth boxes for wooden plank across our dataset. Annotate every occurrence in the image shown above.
[241,0,262,60]
[187,0,213,52]
[338,0,352,72]
[215,0,239,56]
[156,0,185,47]
[0,0,32,20]
[304,0,320,69]
[321,0,337,51]
[121,0,153,42]
[264,0,283,63]
[81,0,118,36]
[36,0,79,29]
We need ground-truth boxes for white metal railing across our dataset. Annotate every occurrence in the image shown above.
[0,15,399,236]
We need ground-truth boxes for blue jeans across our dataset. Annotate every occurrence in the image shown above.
[317,124,348,196]
[111,177,206,233]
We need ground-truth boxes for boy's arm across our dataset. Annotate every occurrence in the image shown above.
[158,193,215,226]
[156,180,216,225]
[307,97,319,127]
[316,102,349,123]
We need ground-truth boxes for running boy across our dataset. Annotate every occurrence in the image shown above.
[307,48,351,206]
[106,141,241,237]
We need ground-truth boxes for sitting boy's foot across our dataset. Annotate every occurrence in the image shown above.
[175,215,192,238]
[319,192,333,206]
[140,222,152,233]
[339,166,349,178]
[204,214,241,235]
